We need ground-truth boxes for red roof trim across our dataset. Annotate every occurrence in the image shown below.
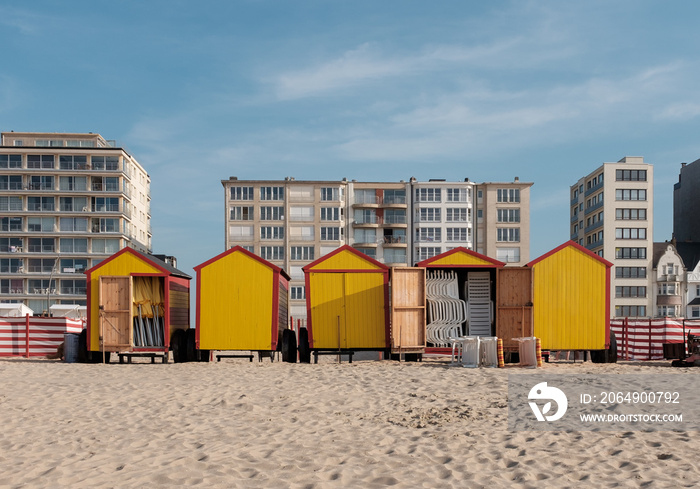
[526,240,613,268]
[194,246,291,280]
[302,244,389,272]
[85,247,171,277]
[416,247,505,268]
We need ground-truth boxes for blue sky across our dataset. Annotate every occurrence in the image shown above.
[2,0,700,277]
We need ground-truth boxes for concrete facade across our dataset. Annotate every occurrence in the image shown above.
[0,132,151,313]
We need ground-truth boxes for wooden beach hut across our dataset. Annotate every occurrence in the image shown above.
[303,245,390,359]
[85,248,191,363]
[526,240,612,353]
[194,246,291,361]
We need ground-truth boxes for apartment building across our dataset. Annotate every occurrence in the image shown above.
[673,158,700,243]
[569,156,654,318]
[0,132,151,313]
[223,176,533,321]
[476,178,532,265]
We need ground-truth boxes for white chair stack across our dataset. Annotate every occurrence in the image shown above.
[426,270,467,348]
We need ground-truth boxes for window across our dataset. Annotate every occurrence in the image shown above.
[497,188,520,203]
[27,155,54,169]
[59,176,87,191]
[416,247,442,261]
[354,189,377,204]
[28,238,55,253]
[92,218,119,233]
[615,286,647,298]
[0,237,22,252]
[615,267,647,278]
[383,189,406,204]
[446,208,468,222]
[446,228,469,242]
[446,188,468,202]
[60,258,88,273]
[240,245,254,253]
[692,307,700,318]
[418,208,441,222]
[289,226,314,241]
[290,286,305,300]
[477,209,483,222]
[29,175,54,190]
[28,279,56,295]
[658,283,678,295]
[91,156,119,171]
[615,189,647,201]
[0,196,22,211]
[497,209,520,223]
[496,248,521,263]
[230,186,254,201]
[60,279,86,295]
[615,247,647,259]
[92,197,119,212]
[616,208,647,220]
[60,238,88,253]
[0,258,23,273]
[260,206,284,220]
[416,227,441,243]
[289,206,313,221]
[321,187,340,201]
[59,155,88,170]
[91,176,119,191]
[0,175,23,190]
[59,217,88,232]
[384,248,406,263]
[28,217,54,232]
[383,229,405,243]
[384,209,406,224]
[354,228,376,244]
[260,186,284,201]
[415,188,441,202]
[91,238,119,254]
[230,206,253,221]
[0,154,22,168]
[1,217,23,232]
[27,196,54,211]
[658,306,678,318]
[290,246,314,261]
[320,227,342,241]
[497,228,520,242]
[260,246,284,260]
[59,196,88,212]
[614,305,646,317]
[354,209,377,224]
[28,258,55,273]
[229,225,254,240]
[320,207,340,221]
[1,278,24,294]
[260,226,284,240]
[615,228,647,239]
[616,169,647,181]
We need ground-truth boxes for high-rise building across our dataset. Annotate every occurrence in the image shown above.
[673,158,700,243]
[0,132,151,313]
[569,156,654,318]
[223,176,533,323]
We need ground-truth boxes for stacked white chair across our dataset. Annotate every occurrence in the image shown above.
[426,270,468,350]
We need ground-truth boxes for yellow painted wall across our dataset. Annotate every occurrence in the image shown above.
[532,245,607,350]
[429,252,494,267]
[308,272,386,349]
[307,249,383,271]
[88,253,164,351]
[198,251,275,350]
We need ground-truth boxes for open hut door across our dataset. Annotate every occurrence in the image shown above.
[390,267,426,353]
[496,267,533,351]
[99,276,133,351]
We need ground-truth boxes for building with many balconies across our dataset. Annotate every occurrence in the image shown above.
[0,132,151,313]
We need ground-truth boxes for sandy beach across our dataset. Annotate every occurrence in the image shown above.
[1,356,699,488]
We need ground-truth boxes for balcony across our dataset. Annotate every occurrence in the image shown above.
[383,214,407,227]
[383,236,407,247]
[353,215,380,227]
[381,195,407,207]
[352,195,380,207]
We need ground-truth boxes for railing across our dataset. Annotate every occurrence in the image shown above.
[383,236,406,244]
[383,195,407,205]
[354,215,379,224]
[354,194,380,205]
[384,215,407,224]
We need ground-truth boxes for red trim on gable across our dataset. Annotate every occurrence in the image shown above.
[195,266,202,348]
[304,271,313,348]
[271,270,280,349]
[194,245,291,280]
[416,246,505,268]
[526,240,613,268]
[302,244,389,272]
[303,268,386,274]
[85,247,171,276]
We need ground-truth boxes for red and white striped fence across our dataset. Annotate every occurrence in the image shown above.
[0,315,84,358]
[610,318,700,361]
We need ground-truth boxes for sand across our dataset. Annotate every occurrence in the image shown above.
[1,356,699,488]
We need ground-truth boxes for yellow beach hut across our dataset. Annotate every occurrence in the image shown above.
[303,245,390,358]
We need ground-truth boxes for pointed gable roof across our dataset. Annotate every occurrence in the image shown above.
[194,245,290,279]
[416,247,505,268]
[86,247,191,279]
[303,245,389,272]
[526,240,613,268]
